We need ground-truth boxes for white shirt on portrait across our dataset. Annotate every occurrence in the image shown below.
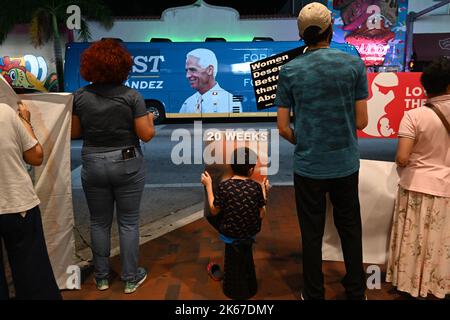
[179,83,242,114]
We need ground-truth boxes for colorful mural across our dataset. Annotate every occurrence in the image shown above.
[0,55,57,92]
[329,0,408,70]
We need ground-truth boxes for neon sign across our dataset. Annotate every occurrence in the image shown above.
[353,43,391,65]
[331,0,406,68]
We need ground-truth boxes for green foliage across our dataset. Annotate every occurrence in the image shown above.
[0,0,114,91]
[1,0,113,44]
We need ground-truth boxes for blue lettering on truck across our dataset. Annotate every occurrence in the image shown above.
[64,41,359,120]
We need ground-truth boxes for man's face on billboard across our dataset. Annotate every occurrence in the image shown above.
[185,56,212,93]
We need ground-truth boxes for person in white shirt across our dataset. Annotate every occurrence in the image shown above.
[179,48,242,114]
[0,101,61,300]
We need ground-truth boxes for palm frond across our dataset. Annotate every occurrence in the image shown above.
[30,8,53,47]
[77,0,114,30]
[53,0,78,21]
[77,18,92,42]
[0,0,114,44]
[0,0,37,43]
[0,21,16,44]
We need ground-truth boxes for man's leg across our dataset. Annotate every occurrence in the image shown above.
[2,207,61,300]
[329,171,366,299]
[294,173,328,300]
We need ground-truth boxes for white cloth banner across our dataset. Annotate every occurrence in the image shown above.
[322,159,399,264]
[0,75,20,109]
[22,93,76,289]
[0,77,75,290]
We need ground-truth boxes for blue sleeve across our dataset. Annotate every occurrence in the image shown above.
[355,59,369,101]
[274,68,293,109]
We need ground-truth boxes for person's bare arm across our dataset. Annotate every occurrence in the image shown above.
[277,107,296,145]
[259,207,266,219]
[355,99,368,130]
[259,178,270,219]
[18,102,43,166]
[135,112,155,142]
[396,137,415,167]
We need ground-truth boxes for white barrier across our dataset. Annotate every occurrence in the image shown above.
[322,159,399,264]
[1,77,75,290]
[22,93,76,289]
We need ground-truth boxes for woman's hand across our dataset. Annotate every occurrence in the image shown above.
[201,171,212,187]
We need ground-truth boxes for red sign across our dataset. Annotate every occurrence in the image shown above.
[358,72,426,138]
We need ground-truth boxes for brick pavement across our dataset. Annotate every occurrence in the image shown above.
[62,187,415,300]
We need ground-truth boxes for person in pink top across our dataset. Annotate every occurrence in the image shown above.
[386,57,450,299]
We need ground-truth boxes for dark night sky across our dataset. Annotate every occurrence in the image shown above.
[107,0,298,17]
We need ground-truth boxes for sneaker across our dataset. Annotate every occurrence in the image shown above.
[124,267,148,294]
[94,278,109,291]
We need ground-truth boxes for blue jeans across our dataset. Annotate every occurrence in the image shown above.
[81,147,145,282]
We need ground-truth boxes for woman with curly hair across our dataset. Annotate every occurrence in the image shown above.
[386,56,450,299]
[71,39,154,294]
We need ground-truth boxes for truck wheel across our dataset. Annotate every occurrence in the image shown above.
[145,100,165,124]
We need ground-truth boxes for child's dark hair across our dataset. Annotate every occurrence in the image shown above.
[230,147,257,177]
[421,56,450,95]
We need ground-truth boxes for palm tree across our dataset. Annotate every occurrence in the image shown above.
[0,0,114,92]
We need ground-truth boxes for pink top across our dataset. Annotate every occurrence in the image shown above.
[397,94,450,197]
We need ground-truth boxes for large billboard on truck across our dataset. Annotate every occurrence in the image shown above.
[64,40,426,139]
[64,40,359,123]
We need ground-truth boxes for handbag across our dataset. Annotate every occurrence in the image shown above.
[425,102,450,134]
